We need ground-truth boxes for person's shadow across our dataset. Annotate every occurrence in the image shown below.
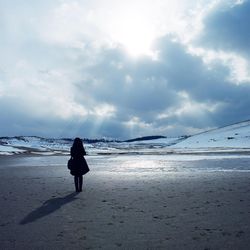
[20,192,78,225]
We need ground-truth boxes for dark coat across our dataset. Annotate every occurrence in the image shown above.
[70,146,89,176]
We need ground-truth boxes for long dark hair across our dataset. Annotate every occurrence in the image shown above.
[72,137,84,151]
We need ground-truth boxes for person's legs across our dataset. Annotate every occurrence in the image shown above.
[74,176,79,192]
[79,175,83,191]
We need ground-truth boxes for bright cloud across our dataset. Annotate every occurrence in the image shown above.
[91,104,116,118]
[158,91,223,119]
[188,47,250,84]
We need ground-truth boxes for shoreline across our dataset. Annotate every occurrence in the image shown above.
[1,146,250,158]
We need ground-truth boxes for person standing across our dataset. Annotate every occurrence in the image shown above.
[69,137,89,192]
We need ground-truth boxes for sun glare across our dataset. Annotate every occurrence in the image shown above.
[104,10,154,56]
[111,12,155,57]
[102,2,161,57]
[99,0,185,58]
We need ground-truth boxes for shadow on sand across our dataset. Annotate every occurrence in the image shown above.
[20,192,78,225]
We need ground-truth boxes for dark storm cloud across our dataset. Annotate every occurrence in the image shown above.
[154,38,250,128]
[197,0,250,55]
[70,37,230,136]
[72,37,250,137]
[81,47,178,117]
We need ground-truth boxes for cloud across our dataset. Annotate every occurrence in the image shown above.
[71,36,250,137]
[0,0,250,139]
[196,0,250,55]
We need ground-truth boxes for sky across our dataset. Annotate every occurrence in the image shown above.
[0,0,250,139]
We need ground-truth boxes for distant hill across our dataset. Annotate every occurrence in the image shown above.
[1,120,250,155]
[124,135,166,143]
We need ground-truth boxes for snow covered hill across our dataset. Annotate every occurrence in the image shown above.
[0,136,72,155]
[0,120,250,155]
[171,120,250,149]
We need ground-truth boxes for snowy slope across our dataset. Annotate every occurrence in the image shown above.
[171,120,250,149]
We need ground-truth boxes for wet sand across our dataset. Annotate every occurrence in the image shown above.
[0,155,250,249]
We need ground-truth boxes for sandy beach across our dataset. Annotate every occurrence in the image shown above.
[1,154,250,249]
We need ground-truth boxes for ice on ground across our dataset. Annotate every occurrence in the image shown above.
[0,145,25,155]
[3,154,250,173]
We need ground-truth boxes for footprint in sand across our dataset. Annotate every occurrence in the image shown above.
[165,215,176,219]
[192,236,200,241]
[79,236,87,240]
[222,231,231,236]
[235,231,244,237]
[153,215,162,219]
[0,222,9,227]
[57,232,64,237]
